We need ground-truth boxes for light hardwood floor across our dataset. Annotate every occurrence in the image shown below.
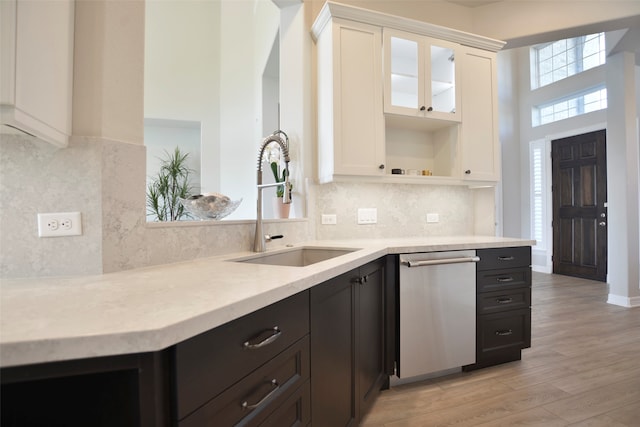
[362,272,640,426]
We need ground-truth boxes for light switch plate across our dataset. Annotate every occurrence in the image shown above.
[357,208,377,224]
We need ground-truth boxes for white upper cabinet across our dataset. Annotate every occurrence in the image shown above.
[1,0,74,148]
[460,47,500,182]
[383,29,460,123]
[312,2,505,186]
[315,18,385,182]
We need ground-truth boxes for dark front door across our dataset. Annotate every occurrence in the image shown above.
[552,129,607,281]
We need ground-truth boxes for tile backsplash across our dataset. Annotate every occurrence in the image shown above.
[1,135,485,278]
[312,181,475,240]
[0,135,312,278]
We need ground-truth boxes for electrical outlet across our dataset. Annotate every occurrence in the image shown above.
[38,212,82,237]
[322,214,337,225]
[357,208,377,224]
[426,213,439,223]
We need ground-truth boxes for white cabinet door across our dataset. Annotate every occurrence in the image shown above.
[0,0,74,147]
[383,29,460,123]
[460,47,500,182]
[317,19,385,182]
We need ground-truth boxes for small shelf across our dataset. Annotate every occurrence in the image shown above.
[385,113,458,132]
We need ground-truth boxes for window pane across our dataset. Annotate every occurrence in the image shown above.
[530,32,605,89]
[532,86,607,127]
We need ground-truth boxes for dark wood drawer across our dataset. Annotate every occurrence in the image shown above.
[173,290,309,420]
[179,336,309,427]
[477,267,531,293]
[478,309,531,354]
[259,380,310,427]
[477,287,531,315]
[476,246,531,271]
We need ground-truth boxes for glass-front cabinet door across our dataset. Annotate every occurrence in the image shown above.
[384,29,460,122]
[385,31,422,111]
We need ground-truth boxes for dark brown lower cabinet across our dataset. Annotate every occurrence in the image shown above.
[310,258,388,427]
[0,256,396,427]
[0,352,170,427]
[172,291,311,427]
[464,246,532,371]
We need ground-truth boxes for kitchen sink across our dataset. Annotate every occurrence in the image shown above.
[232,247,360,267]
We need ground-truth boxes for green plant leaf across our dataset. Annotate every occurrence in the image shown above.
[146,146,194,221]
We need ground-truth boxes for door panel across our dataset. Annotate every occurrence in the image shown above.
[552,129,607,281]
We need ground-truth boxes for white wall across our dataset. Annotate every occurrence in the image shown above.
[72,0,144,143]
[496,48,521,238]
[472,1,640,47]
[145,0,281,219]
[144,1,220,201]
[605,52,640,306]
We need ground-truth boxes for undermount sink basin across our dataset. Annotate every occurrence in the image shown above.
[232,247,361,267]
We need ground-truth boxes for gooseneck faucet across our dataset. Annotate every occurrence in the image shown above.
[254,131,292,252]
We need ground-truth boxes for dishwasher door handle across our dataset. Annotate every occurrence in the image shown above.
[401,256,480,267]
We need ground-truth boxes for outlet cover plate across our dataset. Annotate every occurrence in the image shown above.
[322,214,337,225]
[426,213,439,223]
[38,212,82,237]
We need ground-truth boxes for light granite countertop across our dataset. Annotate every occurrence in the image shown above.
[0,236,534,368]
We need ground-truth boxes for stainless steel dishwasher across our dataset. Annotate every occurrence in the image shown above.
[397,250,479,379]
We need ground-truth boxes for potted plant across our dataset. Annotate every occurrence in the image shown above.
[146,147,193,221]
[269,158,291,219]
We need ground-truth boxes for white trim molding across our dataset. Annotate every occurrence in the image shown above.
[607,293,640,308]
[311,1,506,52]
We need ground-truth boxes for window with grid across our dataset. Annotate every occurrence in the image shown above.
[532,86,607,127]
[530,33,606,89]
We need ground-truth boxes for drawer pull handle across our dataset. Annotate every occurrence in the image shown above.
[495,329,513,336]
[241,379,279,410]
[243,327,281,350]
[497,277,514,282]
[498,256,515,261]
[496,297,513,304]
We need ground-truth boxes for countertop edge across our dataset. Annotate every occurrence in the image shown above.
[0,237,534,368]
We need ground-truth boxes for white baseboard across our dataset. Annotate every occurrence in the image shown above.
[607,293,640,308]
[532,265,552,274]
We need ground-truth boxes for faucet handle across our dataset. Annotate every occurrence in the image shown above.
[265,234,283,242]
[283,182,292,204]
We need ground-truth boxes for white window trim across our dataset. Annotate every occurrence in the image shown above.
[529,139,547,251]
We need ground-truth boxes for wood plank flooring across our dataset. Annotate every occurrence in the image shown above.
[361,272,640,426]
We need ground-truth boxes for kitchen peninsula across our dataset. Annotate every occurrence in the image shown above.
[1,236,533,426]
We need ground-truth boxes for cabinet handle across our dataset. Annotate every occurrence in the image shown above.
[495,329,513,336]
[427,106,433,112]
[497,277,514,283]
[419,106,426,111]
[379,164,385,170]
[464,169,471,174]
[351,275,368,285]
[243,327,281,349]
[241,379,279,410]
[498,256,514,261]
[496,297,513,304]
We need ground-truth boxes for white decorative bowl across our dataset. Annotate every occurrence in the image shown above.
[179,194,242,220]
